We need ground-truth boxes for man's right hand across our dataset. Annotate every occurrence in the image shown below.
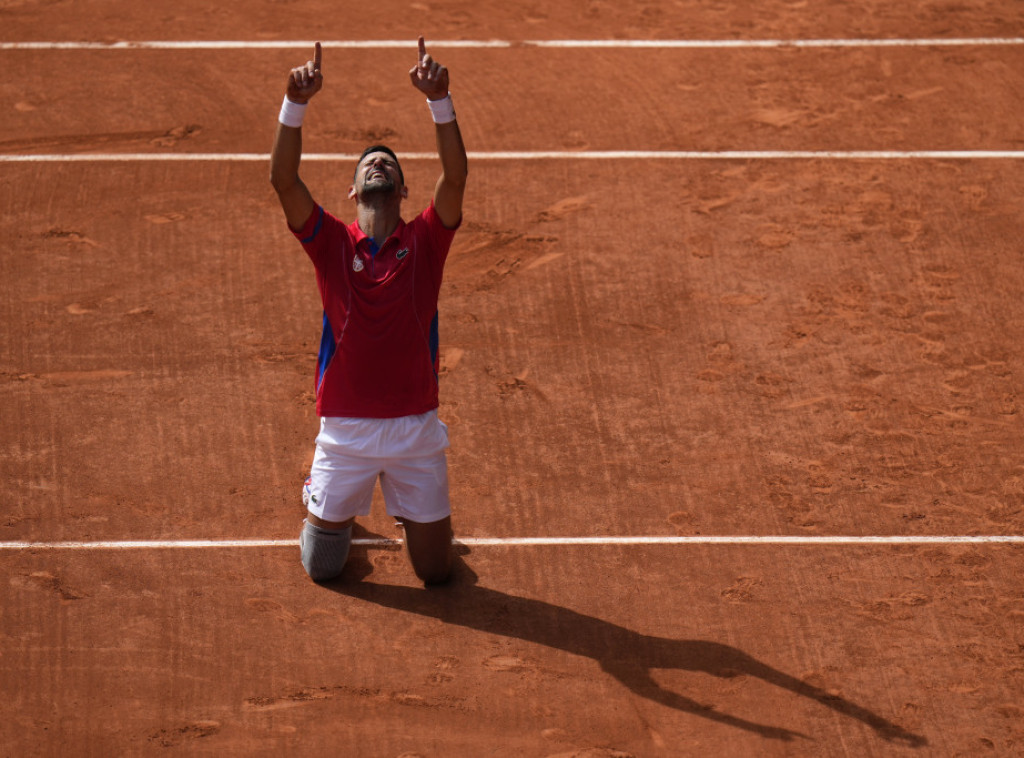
[287,42,323,104]
[272,42,321,229]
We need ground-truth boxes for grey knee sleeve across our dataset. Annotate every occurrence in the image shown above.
[300,520,352,582]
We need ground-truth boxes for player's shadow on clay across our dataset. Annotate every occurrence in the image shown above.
[328,544,927,747]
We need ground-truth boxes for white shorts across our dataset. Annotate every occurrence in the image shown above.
[304,410,451,524]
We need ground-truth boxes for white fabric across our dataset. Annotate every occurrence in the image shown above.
[316,410,449,458]
[279,96,308,128]
[427,94,456,124]
[304,411,451,523]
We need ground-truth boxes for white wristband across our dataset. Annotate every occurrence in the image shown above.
[279,96,308,128]
[427,94,456,124]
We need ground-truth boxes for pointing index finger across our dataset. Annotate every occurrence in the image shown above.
[313,41,322,72]
[418,36,427,62]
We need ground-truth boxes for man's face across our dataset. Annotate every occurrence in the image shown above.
[355,152,403,197]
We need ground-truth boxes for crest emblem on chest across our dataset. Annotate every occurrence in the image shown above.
[352,255,365,273]
[396,248,410,260]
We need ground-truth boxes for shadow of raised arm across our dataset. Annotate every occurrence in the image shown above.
[328,559,926,747]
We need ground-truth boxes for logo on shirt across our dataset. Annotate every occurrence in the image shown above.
[396,248,410,260]
[352,255,365,273]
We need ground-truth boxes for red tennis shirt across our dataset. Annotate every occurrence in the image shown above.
[292,202,459,418]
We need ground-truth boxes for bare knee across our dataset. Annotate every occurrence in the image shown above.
[415,553,453,585]
[399,516,453,586]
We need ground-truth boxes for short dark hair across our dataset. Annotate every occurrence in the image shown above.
[355,144,404,184]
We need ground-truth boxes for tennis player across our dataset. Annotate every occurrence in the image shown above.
[270,38,467,584]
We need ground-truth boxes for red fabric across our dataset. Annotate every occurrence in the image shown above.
[292,202,459,418]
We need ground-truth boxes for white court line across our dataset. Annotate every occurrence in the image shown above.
[1,535,1022,550]
[527,38,1024,48]
[2,151,1023,163]
[1,38,1023,50]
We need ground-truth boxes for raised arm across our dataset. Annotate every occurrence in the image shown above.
[409,37,468,228]
[270,42,323,230]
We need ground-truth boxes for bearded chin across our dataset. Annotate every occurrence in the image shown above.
[361,177,396,197]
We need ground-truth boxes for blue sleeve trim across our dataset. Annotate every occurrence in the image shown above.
[301,206,325,244]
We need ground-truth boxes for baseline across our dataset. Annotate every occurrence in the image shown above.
[2,38,1023,50]
[2,151,1024,162]
[2,535,1023,550]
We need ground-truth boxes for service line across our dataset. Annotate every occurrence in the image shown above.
[2,151,1024,163]
[1,38,1023,50]
[1,535,1023,550]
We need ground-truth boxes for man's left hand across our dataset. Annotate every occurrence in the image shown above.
[409,36,450,100]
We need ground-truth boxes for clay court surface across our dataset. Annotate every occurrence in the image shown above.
[3,2,1024,756]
